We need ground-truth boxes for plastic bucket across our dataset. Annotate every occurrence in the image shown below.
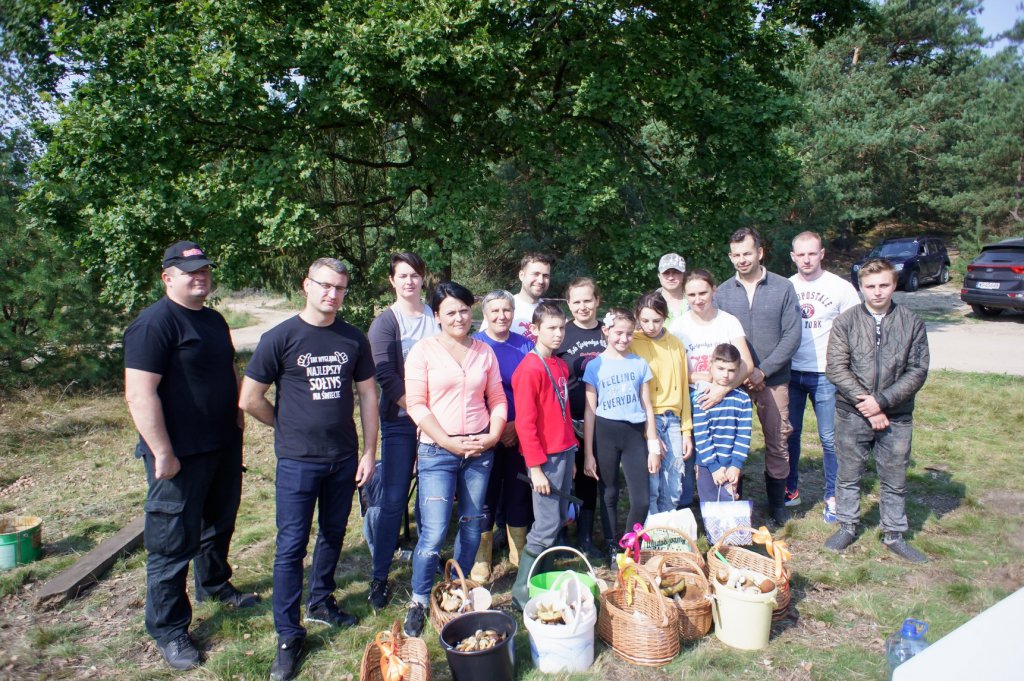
[527,545,601,600]
[439,610,517,681]
[523,571,597,673]
[711,581,777,651]
[0,516,42,570]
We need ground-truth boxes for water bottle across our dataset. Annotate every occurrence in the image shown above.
[886,618,929,678]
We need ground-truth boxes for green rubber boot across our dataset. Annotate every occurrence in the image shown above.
[511,549,539,611]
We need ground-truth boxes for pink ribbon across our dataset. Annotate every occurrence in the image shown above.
[618,523,650,562]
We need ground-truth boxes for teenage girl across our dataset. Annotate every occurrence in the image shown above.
[631,291,695,513]
[582,308,659,565]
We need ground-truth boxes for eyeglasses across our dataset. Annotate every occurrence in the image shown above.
[309,278,348,295]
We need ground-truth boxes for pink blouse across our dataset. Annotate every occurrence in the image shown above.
[404,336,507,444]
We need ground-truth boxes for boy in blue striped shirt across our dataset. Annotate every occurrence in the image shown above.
[693,344,752,502]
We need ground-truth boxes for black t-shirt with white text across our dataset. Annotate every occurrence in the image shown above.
[557,322,606,419]
[245,315,375,462]
[124,296,239,457]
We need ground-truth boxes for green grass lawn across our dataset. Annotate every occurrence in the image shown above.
[1,370,1022,680]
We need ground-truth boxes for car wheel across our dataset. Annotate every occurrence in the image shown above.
[970,304,1003,318]
[938,265,949,284]
[904,270,919,292]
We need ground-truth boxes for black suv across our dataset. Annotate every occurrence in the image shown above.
[961,237,1024,317]
[850,236,950,292]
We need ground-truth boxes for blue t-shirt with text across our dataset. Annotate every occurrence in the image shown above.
[582,354,652,424]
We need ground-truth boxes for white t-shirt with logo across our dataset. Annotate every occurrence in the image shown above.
[675,310,746,381]
[789,271,862,372]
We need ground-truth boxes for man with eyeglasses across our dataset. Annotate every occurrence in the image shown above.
[124,241,258,672]
[239,257,378,681]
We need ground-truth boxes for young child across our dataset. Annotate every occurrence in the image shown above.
[510,302,578,608]
[631,290,695,514]
[582,308,659,566]
[693,343,752,502]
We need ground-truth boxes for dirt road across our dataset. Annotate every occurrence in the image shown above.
[225,285,1024,375]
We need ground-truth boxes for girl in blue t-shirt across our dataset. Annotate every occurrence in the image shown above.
[582,307,660,566]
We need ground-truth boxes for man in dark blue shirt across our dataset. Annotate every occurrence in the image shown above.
[240,257,378,681]
[124,241,258,672]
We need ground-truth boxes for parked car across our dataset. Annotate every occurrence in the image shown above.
[850,236,950,292]
[960,237,1024,317]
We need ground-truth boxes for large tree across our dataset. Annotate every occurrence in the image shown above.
[4,0,864,312]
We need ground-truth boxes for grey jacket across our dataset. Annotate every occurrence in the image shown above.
[826,302,929,420]
[715,270,802,386]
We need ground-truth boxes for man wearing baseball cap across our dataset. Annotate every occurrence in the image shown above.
[657,252,689,342]
[124,240,257,671]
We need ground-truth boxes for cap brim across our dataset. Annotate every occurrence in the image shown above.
[175,258,214,272]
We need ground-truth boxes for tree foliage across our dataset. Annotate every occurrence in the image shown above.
[3,0,866,312]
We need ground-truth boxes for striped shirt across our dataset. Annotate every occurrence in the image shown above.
[691,387,752,472]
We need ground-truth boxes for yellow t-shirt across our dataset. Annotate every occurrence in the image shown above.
[630,331,693,435]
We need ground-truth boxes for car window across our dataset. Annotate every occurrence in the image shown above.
[878,242,917,258]
[975,248,1024,265]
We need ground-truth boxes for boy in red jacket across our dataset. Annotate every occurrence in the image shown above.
[510,301,578,608]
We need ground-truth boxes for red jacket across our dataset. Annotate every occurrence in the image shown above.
[512,352,577,468]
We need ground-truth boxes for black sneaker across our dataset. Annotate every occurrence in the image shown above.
[304,596,359,628]
[369,578,391,611]
[270,637,304,681]
[403,602,427,637]
[824,524,857,552]
[210,583,260,608]
[156,632,202,671]
[883,533,929,563]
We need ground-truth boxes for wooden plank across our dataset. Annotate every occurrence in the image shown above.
[34,516,145,609]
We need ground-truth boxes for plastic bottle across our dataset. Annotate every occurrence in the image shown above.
[886,618,929,678]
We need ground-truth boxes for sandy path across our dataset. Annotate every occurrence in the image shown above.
[222,296,296,352]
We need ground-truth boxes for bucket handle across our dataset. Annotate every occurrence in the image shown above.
[528,544,598,584]
[546,571,587,636]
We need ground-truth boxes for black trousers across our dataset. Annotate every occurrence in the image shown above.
[140,435,242,644]
[594,417,649,546]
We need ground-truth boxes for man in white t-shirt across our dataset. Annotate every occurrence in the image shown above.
[787,231,862,523]
[482,252,555,341]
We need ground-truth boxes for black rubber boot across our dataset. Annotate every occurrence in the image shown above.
[764,473,791,526]
[512,549,539,610]
[576,509,602,559]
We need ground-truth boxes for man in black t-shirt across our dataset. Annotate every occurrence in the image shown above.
[240,257,378,681]
[124,241,257,672]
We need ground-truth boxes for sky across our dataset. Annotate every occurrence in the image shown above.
[977,1,1023,52]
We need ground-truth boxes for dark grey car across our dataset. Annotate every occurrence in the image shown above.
[961,237,1024,317]
[851,236,951,292]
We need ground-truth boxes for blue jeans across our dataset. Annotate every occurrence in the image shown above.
[787,370,838,500]
[370,417,418,581]
[410,442,493,601]
[648,411,694,512]
[273,456,356,639]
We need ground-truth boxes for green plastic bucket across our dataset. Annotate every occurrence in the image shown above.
[0,516,43,570]
[527,546,601,600]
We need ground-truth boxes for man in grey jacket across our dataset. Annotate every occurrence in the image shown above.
[824,258,929,562]
[715,227,802,525]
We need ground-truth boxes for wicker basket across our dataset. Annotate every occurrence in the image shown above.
[706,527,791,621]
[359,621,431,681]
[645,553,713,641]
[638,525,707,575]
[429,559,481,632]
[598,565,680,666]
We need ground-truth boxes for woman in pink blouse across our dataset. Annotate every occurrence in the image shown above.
[400,281,507,637]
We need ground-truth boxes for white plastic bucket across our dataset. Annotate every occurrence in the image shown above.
[711,581,777,650]
[523,571,597,673]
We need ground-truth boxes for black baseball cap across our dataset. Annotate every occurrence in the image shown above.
[162,240,214,272]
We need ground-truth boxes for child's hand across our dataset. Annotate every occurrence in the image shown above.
[584,454,599,480]
[529,467,550,496]
[711,468,728,486]
[725,466,741,484]
[647,452,660,475]
[682,435,694,461]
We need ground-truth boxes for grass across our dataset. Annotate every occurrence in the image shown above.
[217,308,258,329]
[1,370,1022,679]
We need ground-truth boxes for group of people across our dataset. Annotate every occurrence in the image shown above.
[124,227,930,679]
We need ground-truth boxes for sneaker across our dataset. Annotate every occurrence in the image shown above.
[824,524,857,552]
[208,583,260,608]
[270,637,304,681]
[156,632,202,671]
[304,596,359,628]
[823,498,838,524]
[883,533,929,563]
[784,488,801,507]
[369,578,391,611]
[403,602,428,638]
